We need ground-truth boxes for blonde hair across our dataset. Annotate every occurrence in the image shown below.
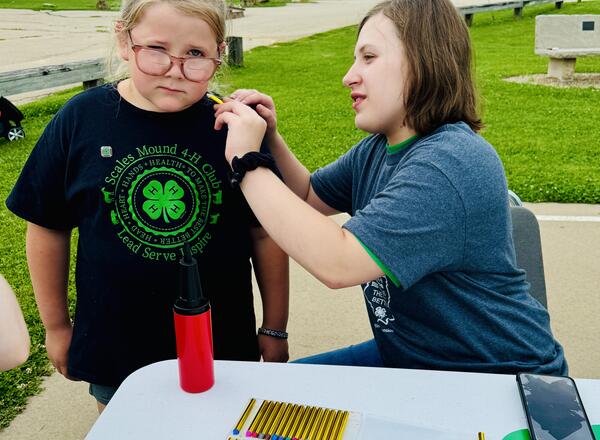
[108,0,227,80]
[119,0,226,45]
[360,0,483,134]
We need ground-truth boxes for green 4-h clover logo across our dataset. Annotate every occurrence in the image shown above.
[142,180,186,223]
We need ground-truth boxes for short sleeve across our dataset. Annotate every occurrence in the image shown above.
[310,146,356,214]
[343,160,466,290]
[6,112,75,229]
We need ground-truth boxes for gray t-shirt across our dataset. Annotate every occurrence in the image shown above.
[311,122,566,374]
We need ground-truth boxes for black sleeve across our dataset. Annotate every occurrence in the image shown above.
[6,111,75,230]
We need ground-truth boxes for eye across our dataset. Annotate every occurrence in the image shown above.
[188,49,205,57]
[363,53,376,62]
[148,45,166,51]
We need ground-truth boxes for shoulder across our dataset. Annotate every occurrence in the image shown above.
[356,133,387,150]
[411,122,502,173]
[406,122,508,208]
[56,84,119,121]
[64,83,118,108]
[347,133,387,160]
[323,133,386,175]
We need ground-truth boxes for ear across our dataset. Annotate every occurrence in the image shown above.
[115,21,129,61]
[218,41,227,59]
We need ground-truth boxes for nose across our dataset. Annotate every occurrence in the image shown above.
[165,59,186,79]
[342,62,359,88]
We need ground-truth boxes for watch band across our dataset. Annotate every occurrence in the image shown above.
[230,152,279,188]
[257,327,288,339]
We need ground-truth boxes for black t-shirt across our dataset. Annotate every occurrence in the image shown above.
[7,84,260,386]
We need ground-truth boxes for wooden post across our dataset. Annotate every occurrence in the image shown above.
[227,36,244,67]
[83,79,103,89]
[464,13,473,27]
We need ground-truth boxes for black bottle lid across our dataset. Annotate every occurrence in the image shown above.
[174,242,210,315]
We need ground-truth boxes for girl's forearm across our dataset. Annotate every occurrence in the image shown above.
[26,223,72,331]
[251,231,289,331]
[266,132,312,202]
[241,168,382,289]
[0,275,30,371]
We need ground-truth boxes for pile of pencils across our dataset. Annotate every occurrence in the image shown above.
[229,398,351,440]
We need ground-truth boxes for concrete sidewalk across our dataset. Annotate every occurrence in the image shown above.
[1,0,599,439]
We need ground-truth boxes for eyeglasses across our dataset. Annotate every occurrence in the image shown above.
[128,31,222,82]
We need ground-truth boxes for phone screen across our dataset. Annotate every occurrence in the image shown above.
[518,373,595,440]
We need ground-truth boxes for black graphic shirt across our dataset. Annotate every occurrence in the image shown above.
[7,84,260,386]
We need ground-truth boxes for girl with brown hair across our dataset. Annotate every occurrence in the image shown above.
[214,0,566,375]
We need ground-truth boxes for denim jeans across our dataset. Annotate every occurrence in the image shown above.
[89,383,118,405]
[292,339,385,367]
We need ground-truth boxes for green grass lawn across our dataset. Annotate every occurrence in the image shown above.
[0,0,120,10]
[1,0,600,430]
[226,1,600,203]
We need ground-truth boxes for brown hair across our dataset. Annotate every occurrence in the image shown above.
[359,0,483,134]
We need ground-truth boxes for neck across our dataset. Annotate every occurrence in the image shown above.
[386,125,417,146]
[117,78,158,112]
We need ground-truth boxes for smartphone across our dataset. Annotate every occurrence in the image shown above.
[516,372,595,440]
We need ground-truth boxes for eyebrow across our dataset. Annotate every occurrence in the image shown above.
[134,35,212,53]
[356,44,378,54]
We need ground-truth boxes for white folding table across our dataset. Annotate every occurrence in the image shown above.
[85,360,600,440]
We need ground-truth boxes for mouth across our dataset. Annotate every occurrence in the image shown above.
[158,86,184,93]
[350,92,366,110]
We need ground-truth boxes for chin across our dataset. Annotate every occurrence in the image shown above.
[354,115,380,135]
[153,98,195,113]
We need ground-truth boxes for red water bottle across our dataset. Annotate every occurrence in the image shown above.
[173,242,214,393]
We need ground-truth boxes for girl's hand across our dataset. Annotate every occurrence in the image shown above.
[258,334,289,363]
[229,89,278,139]
[214,100,267,164]
[45,324,79,381]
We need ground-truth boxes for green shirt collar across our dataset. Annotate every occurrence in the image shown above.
[386,134,419,155]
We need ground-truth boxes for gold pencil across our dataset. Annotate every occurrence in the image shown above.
[233,398,256,435]
[315,410,330,440]
[206,93,224,104]
[287,405,306,439]
[281,404,301,439]
[322,409,339,440]
[256,401,277,437]
[248,400,269,437]
[314,409,334,440]
[260,402,282,438]
[294,406,315,440]
[265,402,287,439]
[325,410,343,440]
[306,408,326,440]
[335,411,350,440]
[273,403,294,438]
